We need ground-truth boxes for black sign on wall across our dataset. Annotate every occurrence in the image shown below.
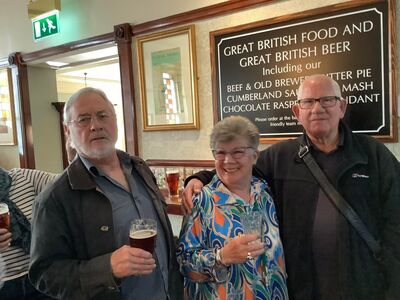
[211,0,397,142]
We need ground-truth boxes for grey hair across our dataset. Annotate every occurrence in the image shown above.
[63,87,114,123]
[210,116,259,150]
[297,74,342,99]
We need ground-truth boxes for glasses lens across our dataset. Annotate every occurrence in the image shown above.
[96,112,111,122]
[71,112,113,127]
[298,99,315,109]
[76,116,92,127]
[320,96,339,107]
[213,150,225,160]
[298,96,339,108]
[213,147,251,160]
[231,149,247,159]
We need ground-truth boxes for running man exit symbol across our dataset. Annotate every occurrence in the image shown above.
[32,10,60,41]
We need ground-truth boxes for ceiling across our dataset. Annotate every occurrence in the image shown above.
[57,59,121,82]
[28,45,120,82]
[27,0,61,19]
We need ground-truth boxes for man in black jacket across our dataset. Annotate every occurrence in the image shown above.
[183,74,400,299]
[29,87,183,300]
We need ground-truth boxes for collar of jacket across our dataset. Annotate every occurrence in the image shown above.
[66,150,155,193]
[294,120,368,168]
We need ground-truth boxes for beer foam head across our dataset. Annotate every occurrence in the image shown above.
[130,229,156,239]
[166,169,179,175]
[0,203,9,214]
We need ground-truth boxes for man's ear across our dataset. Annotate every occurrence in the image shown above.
[292,104,300,120]
[339,98,347,118]
[64,124,70,137]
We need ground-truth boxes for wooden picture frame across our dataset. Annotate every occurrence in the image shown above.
[0,68,17,145]
[137,25,200,131]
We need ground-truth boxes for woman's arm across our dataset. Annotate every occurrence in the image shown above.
[177,190,229,283]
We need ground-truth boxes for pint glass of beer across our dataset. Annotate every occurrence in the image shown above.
[129,219,157,254]
[0,203,10,231]
[165,169,180,196]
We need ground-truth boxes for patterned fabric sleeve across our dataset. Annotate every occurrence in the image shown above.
[177,189,229,284]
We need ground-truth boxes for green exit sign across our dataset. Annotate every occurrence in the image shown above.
[32,10,60,41]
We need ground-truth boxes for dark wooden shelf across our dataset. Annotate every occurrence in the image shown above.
[166,196,184,215]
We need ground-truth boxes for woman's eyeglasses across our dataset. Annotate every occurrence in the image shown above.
[212,147,254,161]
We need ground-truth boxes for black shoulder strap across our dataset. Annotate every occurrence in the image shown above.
[298,144,381,259]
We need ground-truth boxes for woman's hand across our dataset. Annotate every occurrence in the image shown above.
[182,178,204,214]
[220,234,265,265]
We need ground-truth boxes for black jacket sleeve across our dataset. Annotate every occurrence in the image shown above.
[184,170,215,186]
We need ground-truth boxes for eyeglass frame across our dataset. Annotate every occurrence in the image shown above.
[296,96,342,109]
[211,146,255,161]
[66,111,115,128]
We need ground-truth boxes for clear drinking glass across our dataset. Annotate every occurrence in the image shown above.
[241,211,263,239]
[129,219,157,254]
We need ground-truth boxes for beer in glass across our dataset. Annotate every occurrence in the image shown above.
[166,169,180,196]
[0,203,10,231]
[129,219,157,254]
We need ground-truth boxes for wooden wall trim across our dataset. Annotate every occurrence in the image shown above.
[8,52,35,169]
[21,32,115,64]
[51,102,68,169]
[389,0,398,142]
[147,159,215,168]
[114,23,139,155]
[131,0,277,35]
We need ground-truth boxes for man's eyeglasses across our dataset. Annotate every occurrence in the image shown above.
[67,111,114,128]
[296,96,341,109]
[212,147,254,161]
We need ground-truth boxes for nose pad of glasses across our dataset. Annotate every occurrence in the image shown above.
[89,116,103,129]
[312,100,325,110]
[223,153,236,162]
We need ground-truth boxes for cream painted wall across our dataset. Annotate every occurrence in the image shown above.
[0,145,19,169]
[28,66,64,173]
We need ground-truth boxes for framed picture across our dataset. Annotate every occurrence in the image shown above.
[137,25,199,131]
[0,68,16,145]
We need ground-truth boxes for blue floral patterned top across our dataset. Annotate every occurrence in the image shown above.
[177,175,288,300]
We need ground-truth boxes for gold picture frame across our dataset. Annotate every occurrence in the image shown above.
[137,25,199,131]
[0,68,17,145]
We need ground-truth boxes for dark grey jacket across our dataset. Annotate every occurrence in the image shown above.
[256,122,400,300]
[29,152,183,300]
